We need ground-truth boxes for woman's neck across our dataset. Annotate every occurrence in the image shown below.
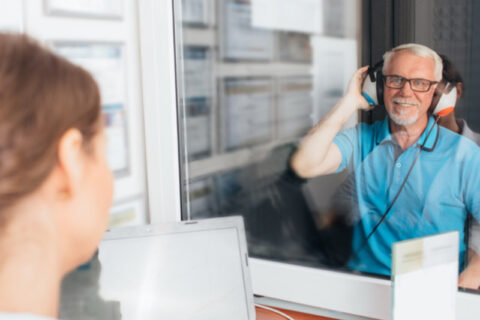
[438,114,461,133]
[0,202,62,318]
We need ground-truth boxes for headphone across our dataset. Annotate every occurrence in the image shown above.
[361,60,457,117]
[361,61,385,106]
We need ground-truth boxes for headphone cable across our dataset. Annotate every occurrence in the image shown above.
[353,116,440,258]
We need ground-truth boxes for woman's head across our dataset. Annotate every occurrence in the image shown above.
[0,33,113,272]
[439,54,464,99]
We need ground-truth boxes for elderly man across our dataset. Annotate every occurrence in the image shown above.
[291,43,480,287]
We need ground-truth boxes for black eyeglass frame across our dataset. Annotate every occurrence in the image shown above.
[382,74,438,92]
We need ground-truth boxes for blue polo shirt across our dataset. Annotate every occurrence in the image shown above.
[333,116,480,275]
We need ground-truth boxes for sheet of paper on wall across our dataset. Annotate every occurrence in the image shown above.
[184,46,213,99]
[312,37,357,126]
[322,0,346,37]
[277,77,313,140]
[184,97,211,158]
[103,104,129,174]
[46,0,124,19]
[223,78,273,149]
[0,0,23,32]
[108,196,146,228]
[182,0,210,25]
[391,231,459,320]
[278,32,312,63]
[188,177,216,219]
[186,114,211,157]
[222,0,274,61]
[251,0,322,33]
[53,43,130,176]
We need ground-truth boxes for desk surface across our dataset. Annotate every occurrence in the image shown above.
[256,305,337,320]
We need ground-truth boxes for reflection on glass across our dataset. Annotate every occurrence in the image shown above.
[60,253,122,320]
[61,226,251,320]
[277,77,313,140]
[176,1,480,291]
[223,78,274,149]
[221,0,274,61]
[290,41,480,292]
[176,0,366,272]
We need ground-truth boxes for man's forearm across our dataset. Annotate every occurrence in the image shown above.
[290,95,358,178]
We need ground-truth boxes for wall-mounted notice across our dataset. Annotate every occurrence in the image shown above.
[183,47,212,159]
[222,0,274,61]
[185,97,211,158]
[45,0,124,19]
[278,32,312,63]
[0,0,23,32]
[392,232,459,320]
[223,78,273,149]
[251,0,322,34]
[182,0,210,26]
[188,176,216,219]
[322,0,346,37]
[184,46,212,99]
[53,43,130,176]
[312,37,357,126]
[109,196,146,228]
[277,77,313,139]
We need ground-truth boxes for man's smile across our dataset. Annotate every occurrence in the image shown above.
[392,98,419,108]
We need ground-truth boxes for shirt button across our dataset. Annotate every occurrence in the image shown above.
[396,163,402,168]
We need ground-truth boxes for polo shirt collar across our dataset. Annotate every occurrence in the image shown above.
[375,116,439,151]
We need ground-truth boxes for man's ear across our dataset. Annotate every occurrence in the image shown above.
[56,128,85,198]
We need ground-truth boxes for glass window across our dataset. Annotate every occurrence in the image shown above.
[402,0,480,292]
[175,0,362,271]
[175,0,480,293]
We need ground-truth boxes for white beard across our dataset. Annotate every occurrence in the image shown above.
[387,98,420,126]
[389,108,419,126]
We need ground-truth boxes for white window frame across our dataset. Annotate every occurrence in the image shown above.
[138,0,182,223]
[138,1,480,319]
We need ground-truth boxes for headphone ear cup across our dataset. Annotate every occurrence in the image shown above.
[432,84,457,117]
[361,61,385,106]
[376,70,384,106]
[430,83,444,113]
[361,68,379,105]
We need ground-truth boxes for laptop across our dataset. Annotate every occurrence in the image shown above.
[60,216,256,320]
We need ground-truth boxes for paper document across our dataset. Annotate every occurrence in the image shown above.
[182,0,209,25]
[251,0,322,33]
[391,231,459,320]
[46,0,123,18]
[0,0,23,32]
[222,0,274,60]
[223,78,273,149]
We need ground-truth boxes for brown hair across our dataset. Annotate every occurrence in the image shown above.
[0,33,101,209]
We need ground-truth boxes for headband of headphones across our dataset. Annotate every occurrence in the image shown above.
[361,60,456,117]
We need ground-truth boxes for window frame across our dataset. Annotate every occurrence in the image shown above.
[138,1,480,319]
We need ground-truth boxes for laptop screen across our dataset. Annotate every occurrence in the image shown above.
[60,217,255,320]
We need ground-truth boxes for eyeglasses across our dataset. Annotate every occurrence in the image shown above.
[383,75,438,92]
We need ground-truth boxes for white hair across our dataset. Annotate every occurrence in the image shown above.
[382,43,443,81]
